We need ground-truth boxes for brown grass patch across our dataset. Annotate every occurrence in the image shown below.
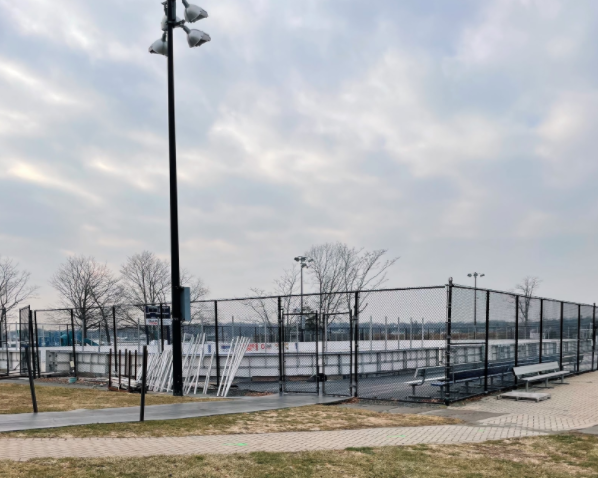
[0,384,217,415]
[2,404,460,439]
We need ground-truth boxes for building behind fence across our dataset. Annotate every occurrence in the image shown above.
[0,280,595,404]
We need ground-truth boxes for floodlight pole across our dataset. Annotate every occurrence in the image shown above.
[166,0,183,397]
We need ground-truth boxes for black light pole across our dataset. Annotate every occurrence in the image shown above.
[166,0,183,397]
[150,0,211,396]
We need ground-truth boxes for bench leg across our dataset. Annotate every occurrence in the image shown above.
[526,381,529,392]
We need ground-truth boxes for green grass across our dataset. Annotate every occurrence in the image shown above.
[0,435,596,477]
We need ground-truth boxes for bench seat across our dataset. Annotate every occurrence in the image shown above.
[406,366,445,397]
[513,362,570,392]
[430,363,514,399]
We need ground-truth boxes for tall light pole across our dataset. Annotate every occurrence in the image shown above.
[149,0,210,396]
[467,272,485,328]
[294,256,313,341]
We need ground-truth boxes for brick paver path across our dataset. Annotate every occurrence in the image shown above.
[0,372,596,461]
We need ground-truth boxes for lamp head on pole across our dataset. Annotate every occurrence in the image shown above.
[182,0,208,23]
[181,25,211,48]
[149,33,169,56]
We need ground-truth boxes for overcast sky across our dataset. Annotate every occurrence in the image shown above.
[1,0,597,309]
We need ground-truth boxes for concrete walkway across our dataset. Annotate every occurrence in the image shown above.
[0,395,341,433]
[1,372,598,461]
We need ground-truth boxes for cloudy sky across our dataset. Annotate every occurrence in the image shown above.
[1,0,597,308]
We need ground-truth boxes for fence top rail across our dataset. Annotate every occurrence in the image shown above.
[451,284,596,308]
[28,284,596,314]
[195,285,448,303]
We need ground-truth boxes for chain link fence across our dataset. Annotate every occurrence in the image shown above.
[4,282,596,403]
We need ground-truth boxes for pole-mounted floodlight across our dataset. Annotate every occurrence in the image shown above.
[149,0,211,397]
[149,33,169,56]
[181,25,211,48]
[467,272,485,328]
[150,0,211,56]
[182,0,208,23]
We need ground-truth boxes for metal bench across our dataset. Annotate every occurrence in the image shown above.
[406,366,445,397]
[430,363,513,399]
[513,362,570,392]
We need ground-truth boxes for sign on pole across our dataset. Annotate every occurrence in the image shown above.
[145,305,171,326]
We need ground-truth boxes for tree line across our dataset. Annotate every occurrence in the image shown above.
[0,245,543,333]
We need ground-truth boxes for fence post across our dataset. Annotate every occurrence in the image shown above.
[34,311,40,378]
[127,350,132,392]
[25,345,38,413]
[539,299,544,363]
[559,302,564,369]
[444,279,453,404]
[593,304,596,371]
[214,301,221,391]
[112,306,118,373]
[28,310,36,379]
[577,304,581,373]
[70,309,77,378]
[140,345,148,422]
[108,349,112,390]
[349,308,354,397]
[514,296,519,368]
[277,297,283,396]
[3,309,9,377]
[354,291,360,398]
[159,303,165,353]
[315,311,320,396]
[484,290,490,393]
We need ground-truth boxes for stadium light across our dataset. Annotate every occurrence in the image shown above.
[149,0,211,397]
[149,33,168,56]
[182,0,208,23]
[294,257,313,342]
[467,272,485,327]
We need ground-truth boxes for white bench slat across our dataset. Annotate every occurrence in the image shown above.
[519,371,569,382]
[513,361,560,377]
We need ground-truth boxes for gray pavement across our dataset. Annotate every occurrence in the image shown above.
[0,394,342,433]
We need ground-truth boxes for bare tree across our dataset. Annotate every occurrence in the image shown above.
[0,256,38,317]
[121,252,209,305]
[306,242,399,319]
[514,276,542,323]
[50,256,121,342]
[242,267,300,327]
[120,251,170,306]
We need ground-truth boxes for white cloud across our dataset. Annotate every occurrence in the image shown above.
[2,0,598,308]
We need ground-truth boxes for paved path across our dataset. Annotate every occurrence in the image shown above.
[0,425,545,461]
[0,395,341,433]
[0,372,597,461]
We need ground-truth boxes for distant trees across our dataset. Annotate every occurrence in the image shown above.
[50,255,121,341]
[120,251,209,308]
[0,256,38,317]
[244,242,399,329]
[50,251,209,336]
[120,251,170,306]
[306,242,398,318]
[514,276,542,323]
